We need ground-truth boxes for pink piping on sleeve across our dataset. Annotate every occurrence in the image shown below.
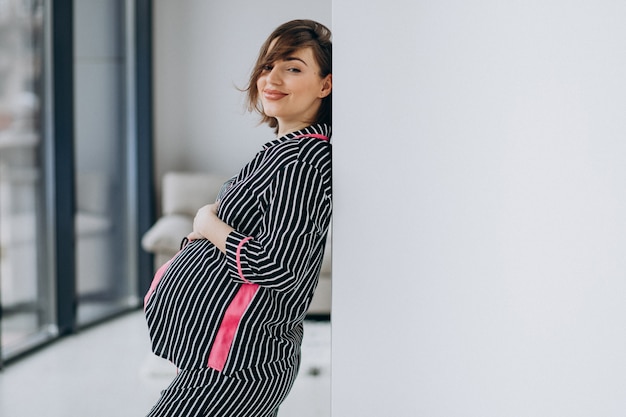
[236,236,254,284]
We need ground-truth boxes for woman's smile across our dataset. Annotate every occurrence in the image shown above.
[263,89,288,100]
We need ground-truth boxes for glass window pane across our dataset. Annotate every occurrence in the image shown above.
[74,0,137,325]
[0,0,56,361]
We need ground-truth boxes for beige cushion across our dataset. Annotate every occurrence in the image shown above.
[141,214,193,254]
[162,172,229,216]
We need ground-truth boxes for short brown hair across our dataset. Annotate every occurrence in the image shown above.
[246,20,332,133]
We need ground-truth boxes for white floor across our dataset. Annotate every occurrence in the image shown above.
[0,311,330,417]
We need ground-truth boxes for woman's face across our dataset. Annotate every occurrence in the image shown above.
[257,46,332,135]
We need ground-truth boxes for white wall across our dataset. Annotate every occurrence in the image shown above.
[153,0,331,182]
[332,1,626,416]
[153,1,626,415]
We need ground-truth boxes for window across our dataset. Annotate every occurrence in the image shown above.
[1,0,153,365]
[0,0,56,361]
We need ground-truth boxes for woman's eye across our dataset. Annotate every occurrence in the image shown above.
[261,64,273,72]
[287,67,302,73]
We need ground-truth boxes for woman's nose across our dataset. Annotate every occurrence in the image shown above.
[265,67,282,85]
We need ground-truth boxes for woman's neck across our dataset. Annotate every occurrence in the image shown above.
[276,120,311,137]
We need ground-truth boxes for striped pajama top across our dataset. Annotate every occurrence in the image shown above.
[144,124,332,380]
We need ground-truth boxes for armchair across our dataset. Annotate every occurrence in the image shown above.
[141,171,331,316]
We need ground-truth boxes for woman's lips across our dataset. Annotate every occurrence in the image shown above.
[263,90,288,100]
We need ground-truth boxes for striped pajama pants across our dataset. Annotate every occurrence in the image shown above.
[145,364,298,417]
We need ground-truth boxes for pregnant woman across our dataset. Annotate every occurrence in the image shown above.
[144,19,332,417]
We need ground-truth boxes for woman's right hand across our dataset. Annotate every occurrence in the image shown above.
[186,231,205,241]
[186,202,234,254]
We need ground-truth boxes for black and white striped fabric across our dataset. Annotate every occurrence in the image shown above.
[144,124,332,417]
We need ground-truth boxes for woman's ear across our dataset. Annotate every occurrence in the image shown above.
[319,74,332,98]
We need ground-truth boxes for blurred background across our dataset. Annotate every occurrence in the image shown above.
[4,1,626,416]
[0,1,332,415]
[0,0,330,366]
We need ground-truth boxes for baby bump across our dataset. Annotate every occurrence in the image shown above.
[145,240,242,369]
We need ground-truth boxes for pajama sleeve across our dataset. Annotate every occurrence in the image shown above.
[224,161,331,291]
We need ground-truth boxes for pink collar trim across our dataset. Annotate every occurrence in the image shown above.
[293,133,330,141]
